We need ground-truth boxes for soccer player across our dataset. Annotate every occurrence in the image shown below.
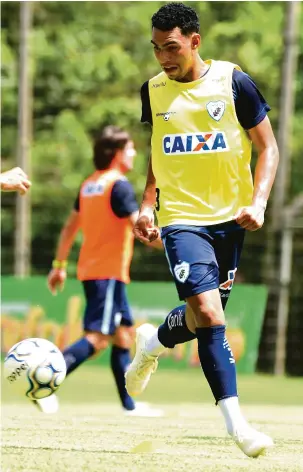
[0,167,31,194]
[125,3,279,457]
[37,125,162,417]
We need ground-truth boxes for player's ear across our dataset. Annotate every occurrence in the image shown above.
[191,33,200,50]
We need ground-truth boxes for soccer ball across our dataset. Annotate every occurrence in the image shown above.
[4,338,66,400]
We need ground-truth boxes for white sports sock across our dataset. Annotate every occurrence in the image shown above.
[218,396,250,435]
[145,330,166,356]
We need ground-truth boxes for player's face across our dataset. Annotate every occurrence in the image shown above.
[151,27,200,82]
[120,140,136,172]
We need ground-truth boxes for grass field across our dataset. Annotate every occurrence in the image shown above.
[2,366,303,472]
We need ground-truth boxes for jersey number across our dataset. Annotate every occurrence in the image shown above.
[155,188,160,211]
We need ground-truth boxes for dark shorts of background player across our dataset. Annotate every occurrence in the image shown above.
[161,221,245,309]
[82,279,133,335]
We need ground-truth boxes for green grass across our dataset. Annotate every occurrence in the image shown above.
[2,364,303,406]
[2,367,303,471]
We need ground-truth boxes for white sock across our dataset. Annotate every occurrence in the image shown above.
[145,330,166,356]
[218,396,250,436]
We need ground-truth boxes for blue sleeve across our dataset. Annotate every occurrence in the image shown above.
[140,81,153,126]
[232,69,270,130]
[111,180,139,218]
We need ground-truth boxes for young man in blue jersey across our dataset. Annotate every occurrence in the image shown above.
[125,3,279,458]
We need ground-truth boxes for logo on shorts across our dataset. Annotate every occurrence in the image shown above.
[206,100,225,121]
[174,261,190,284]
[219,268,237,291]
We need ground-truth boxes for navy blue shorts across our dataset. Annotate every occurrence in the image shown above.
[161,221,245,308]
[82,279,133,335]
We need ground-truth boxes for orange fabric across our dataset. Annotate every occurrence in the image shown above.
[77,169,134,283]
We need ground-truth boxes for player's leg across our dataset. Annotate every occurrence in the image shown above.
[111,326,136,411]
[140,303,196,359]
[111,284,163,416]
[130,226,243,359]
[108,281,136,411]
[126,227,273,456]
[126,229,212,395]
[35,280,112,413]
[62,279,112,375]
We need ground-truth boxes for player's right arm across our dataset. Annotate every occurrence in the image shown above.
[133,155,160,244]
[129,207,162,249]
[47,207,80,295]
[134,81,160,244]
[0,167,31,195]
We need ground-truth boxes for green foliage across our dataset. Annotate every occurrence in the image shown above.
[1,1,303,275]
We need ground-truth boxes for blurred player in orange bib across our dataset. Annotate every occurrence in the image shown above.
[37,125,162,417]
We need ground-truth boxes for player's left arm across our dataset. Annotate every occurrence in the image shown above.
[235,116,279,231]
[232,70,279,231]
[47,209,80,295]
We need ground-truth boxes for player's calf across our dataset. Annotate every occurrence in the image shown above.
[157,304,196,350]
[63,332,108,376]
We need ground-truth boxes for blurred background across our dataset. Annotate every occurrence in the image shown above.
[1,1,303,377]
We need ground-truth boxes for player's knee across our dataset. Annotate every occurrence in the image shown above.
[85,332,109,352]
[113,326,135,349]
[194,303,223,326]
[187,292,224,327]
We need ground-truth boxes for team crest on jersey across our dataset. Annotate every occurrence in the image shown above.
[163,132,228,155]
[174,261,190,284]
[206,101,225,122]
[219,268,237,291]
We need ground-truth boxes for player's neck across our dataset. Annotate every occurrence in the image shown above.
[177,57,210,83]
[108,161,127,175]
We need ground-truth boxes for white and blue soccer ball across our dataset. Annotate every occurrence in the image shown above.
[4,338,66,400]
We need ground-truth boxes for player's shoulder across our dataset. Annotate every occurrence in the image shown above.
[213,59,257,88]
[147,71,167,88]
[212,59,241,73]
[232,68,253,83]
[112,178,134,195]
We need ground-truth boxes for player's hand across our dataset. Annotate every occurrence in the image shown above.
[47,268,67,295]
[234,204,265,231]
[0,167,32,195]
[133,213,160,244]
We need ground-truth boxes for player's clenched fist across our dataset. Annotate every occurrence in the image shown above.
[0,167,32,195]
[234,203,266,231]
[133,212,160,243]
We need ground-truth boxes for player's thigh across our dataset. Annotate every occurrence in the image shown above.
[82,279,123,337]
[185,304,196,333]
[214,229,245,310]
[162,229,220,301]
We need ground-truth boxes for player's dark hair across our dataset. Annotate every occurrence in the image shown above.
[93,126,130,170]
[152,2,200,35]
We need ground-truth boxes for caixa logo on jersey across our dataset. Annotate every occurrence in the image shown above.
[163,132,229,155]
